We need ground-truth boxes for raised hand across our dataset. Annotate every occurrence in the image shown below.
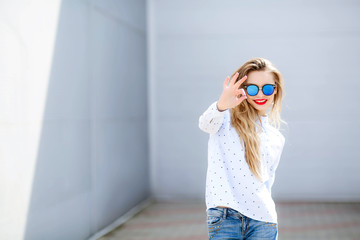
[217,72,248,111]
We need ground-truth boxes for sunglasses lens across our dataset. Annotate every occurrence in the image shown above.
[246,85,259,96]
[262,85,275,96]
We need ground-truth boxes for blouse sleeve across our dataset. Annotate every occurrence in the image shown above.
[198,101,228,134]
[266,136,286,195]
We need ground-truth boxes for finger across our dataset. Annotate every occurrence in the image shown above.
[235,88,246,97]
[223,76,230,89]
[235,75,247,88]
[236,94,247,103]
[235,89,243,97]
[241,88,247,98]
[230,72,239,86]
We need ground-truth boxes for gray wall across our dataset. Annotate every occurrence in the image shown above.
[0,0,149,239]
[1,0,360,239]
[148,0,360,201]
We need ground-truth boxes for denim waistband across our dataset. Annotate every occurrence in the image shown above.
[208,207,246,219]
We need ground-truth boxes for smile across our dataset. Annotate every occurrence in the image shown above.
[254,99,267,105]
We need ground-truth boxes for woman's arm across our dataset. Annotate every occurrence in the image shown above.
[266,136,286,193]
[199,73,248,134]
[198,101,227,134]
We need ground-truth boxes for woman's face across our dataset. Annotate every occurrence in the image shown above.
[243,70,277,116]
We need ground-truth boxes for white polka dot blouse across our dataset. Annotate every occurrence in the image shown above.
[199,100,285,224]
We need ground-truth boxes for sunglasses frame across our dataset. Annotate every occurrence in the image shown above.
[243,84,277,96]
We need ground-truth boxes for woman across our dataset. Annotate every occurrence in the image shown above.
[198,57,286,239]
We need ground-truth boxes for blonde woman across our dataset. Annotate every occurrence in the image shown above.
[199,57,286,240]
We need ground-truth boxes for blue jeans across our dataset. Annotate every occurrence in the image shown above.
[206,207,278,240]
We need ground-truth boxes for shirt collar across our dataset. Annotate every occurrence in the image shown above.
[257,114,268,124]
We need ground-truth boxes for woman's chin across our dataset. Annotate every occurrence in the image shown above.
[250,102,270,115]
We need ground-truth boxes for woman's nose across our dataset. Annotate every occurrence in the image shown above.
[256,91,265,98]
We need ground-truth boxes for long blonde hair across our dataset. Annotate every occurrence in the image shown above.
[230,57,285,182]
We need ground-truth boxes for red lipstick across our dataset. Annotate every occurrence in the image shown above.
[254,99,267,105]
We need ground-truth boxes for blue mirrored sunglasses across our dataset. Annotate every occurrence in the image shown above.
[243,84,276,96]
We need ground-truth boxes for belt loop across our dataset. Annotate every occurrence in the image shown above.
[223,208,228,219]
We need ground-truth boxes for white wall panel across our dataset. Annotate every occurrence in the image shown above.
[148,0,360,201]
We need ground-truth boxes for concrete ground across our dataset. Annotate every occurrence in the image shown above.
[98,200,360,240]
